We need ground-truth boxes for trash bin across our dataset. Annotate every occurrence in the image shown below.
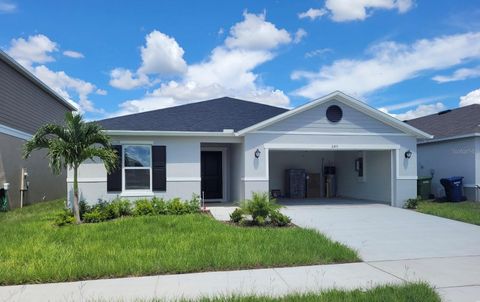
[0,188,8,212]
[417,177,432,200]
[440,176,464,202]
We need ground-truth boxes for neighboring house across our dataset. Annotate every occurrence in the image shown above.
[70,91,431,208]
[406,105,480,201]
[0,50,76,208]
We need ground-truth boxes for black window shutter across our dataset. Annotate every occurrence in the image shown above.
[107,145,122,192]
[152,146,166,191]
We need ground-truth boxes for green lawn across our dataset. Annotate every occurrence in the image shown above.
[168,283,440,302]
[417,200,480,225]
[0,200,359,285]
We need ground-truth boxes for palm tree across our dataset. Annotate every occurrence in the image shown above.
[24,112,118,223]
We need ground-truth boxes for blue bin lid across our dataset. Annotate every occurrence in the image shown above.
[448,176,464,181]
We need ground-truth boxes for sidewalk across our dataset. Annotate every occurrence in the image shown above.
[0,262,401,302]
[1,256,479,301]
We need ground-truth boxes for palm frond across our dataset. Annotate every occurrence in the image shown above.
[82,146,118,173]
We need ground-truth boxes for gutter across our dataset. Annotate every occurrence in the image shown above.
[418,133,480,145]
[104,130,237,137]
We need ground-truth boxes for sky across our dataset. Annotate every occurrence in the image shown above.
[1,0,480,121]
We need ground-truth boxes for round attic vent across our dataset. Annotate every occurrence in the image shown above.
[326,105,343,123]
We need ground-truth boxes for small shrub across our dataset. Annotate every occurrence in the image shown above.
[240,192,280,224]
[151,197,167,215]
[63,195,202,225]
[270,210,291,227]
[83,208,107,223]
[230,208,244,223]
[167,198,188,215]
[54,209,75,226]
[404,198,420,209]
[79,200,90,220]
[186,194,201,213]
[105,198,132,219]
[254,215,266,226]
[134,198,155,216]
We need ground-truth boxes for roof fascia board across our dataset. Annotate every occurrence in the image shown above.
[0,50,77,111]
[104,130,236,137]
[418,133,480,145]
[236,91,433,139]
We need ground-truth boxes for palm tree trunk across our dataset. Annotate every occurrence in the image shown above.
[73,166,81,223]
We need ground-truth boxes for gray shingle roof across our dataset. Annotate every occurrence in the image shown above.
[97,97,288,132]
[405,104,480,139]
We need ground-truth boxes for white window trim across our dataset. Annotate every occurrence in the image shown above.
[122,144,153,194]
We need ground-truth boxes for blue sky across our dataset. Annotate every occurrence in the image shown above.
[1,0,480,121]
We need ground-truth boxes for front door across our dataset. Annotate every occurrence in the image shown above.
[201,151,223,200]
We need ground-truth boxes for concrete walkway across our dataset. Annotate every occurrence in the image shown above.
[0,263,404,302]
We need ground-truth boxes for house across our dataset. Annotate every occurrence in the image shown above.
[70,91,431,208]
[406,105,480,201]
[0,50,76,209]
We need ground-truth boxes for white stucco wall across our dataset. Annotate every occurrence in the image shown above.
[243,121,418,207]
[417,136,480,201]
[68,135,241,205]
[336,150,391,203]
[230,142,245,202]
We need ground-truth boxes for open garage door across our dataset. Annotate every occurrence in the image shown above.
[268,149,393,205]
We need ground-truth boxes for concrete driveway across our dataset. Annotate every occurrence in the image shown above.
[282,201,480,302]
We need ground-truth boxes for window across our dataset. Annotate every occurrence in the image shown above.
[123,145,151,190]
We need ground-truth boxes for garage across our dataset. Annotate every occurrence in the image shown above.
[268,149,393,204]
[240,92,431,208]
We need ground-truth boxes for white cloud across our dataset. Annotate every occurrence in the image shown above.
[379,96,445,111]
[7,34,57,67]
[0,1,16,13]
[111,12,291,116]
[138,30,187,76]
[109,30,187,90]
[293,28,307,44]
[113,82,289,117]
[298,8,327,20]
[109,68,150,90]
[459,88,480,106]
[432,66,480,83]
[96,89,107,95]
[63,50,84,59]
[292,32,480,99]
[325,0,414,22]
[6,34,105,113]
[380,102,446,120]
[33,65,102,113]
[224,11,291,50]
[305,48,333,58]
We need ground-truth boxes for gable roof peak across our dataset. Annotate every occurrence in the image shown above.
[237,90,432,139]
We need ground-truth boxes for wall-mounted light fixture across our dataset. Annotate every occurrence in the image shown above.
[404,150,412,159]
[254,149,261,159]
